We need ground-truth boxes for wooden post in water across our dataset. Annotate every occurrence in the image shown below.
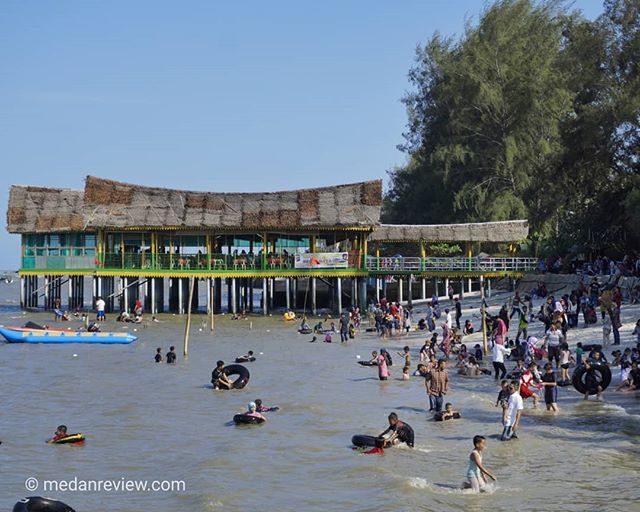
[184,277,194,357]
[480,275,488,355]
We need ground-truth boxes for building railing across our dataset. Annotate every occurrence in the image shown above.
[366,256,538,273]
[21,254,538,274]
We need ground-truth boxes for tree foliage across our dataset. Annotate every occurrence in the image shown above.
[385,0,639,257]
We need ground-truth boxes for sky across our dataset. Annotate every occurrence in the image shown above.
[0,0,604,269]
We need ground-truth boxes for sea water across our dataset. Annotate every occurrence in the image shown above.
[0,278,638,512]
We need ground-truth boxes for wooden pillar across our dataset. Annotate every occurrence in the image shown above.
[311,277,317,315]
[67,276,73,311]
[487,278,492,298]
[231,277,237,314]
[359,277,367,309]
[398,276,404,303]
[351,277,360,307]
[285,278,291,310]
[336,277,342,314]
[376,277,380,302]
[292,278,297,309]
[44,275,50,310]
[468,277,473,293]
[407,275,413,306]
[178,277,184,315]
[123,277,129,313]
[433,278,438,298]
[249,278,254,312]
[460,277,465,299]
[20,276,25,309]
[269,278,274,311]
[262,277,268,315]
[421,278,426,300]
[151,277,157,315]
[206,277,211,314]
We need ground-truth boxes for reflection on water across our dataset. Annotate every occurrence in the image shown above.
[0,279,638,512]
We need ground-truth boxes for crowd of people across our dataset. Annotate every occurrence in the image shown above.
[355,275,640,493]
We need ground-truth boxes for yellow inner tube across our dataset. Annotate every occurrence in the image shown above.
[52,433,85,444]
[283,312,296,321]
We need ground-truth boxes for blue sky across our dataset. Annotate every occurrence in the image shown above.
[0,0,603,268]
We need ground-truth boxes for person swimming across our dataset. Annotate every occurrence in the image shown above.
[236,350,255,362]
[47,425,68,443]
[254,399,279,412]
[244,402,266,421]
[154,347,162,363]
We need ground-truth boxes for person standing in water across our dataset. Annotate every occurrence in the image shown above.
[464,435,497,493]
[501,380,523,441]
[166,346,177,364]
[376,350,390,381]
[428,359,449,412]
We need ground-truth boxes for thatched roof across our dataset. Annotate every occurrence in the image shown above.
[369,221,529,243]
[6,186,85,233]
[7,176,383,233]
[83,176,382,230]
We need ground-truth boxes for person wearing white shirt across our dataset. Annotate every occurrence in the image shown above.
[96,297,106,322]
[445,308,452,329]
[492,343,511,380]
[501,382,524,441]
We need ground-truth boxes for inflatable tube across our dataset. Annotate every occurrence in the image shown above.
[233,414,265,425]
[223,364,250,389]
[434,411,461,421]
[13,497,75,512]
[351,435,379,448]
[358,361,377,366]
[572,364,612,395]
[283,312,296,321]
[235,356,256,363]
[298,328,313,335]
[50,433,85,445]
[582,344,603,352]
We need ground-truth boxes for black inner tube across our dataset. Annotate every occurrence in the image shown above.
[233,414,264,425]
[351,434,379,448]
[572,364,612,395]
[13,497,75,512]
[222,364,250,389]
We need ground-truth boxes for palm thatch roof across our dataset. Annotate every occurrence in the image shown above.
[369,221,529,243]
[6,186,85,233]
[7,176,383,233]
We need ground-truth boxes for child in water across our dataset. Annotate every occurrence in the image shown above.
[495,380,510,425]
[47,425,68,443]
[440,402,461,420]
[166,346,177,364]
[254,399,278,413]
[463,435,497,493]
[245,402,266,421]
[324,332,332,343]
[540,363,559,412]
[398,346,411,378]
[154,347,162,363]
